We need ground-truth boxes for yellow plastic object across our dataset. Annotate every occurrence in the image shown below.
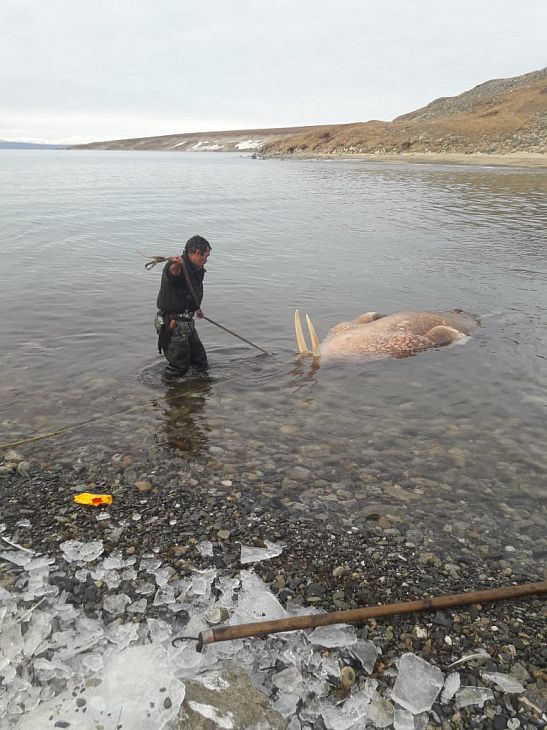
[73,492,113,507]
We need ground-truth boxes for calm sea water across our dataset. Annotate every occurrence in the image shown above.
[1,151,546,551]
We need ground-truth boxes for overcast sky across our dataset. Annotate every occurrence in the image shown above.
[1,0,546,144]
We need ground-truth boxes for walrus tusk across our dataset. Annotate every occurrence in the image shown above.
[295,310,311,355]
[305,315,321,358]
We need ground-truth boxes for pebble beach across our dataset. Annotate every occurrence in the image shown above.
[1,432,545,728]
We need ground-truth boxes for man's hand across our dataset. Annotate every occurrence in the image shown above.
[195,309,204,319]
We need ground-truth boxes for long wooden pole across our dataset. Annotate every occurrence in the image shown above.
[197,581,546,649]
[144,254,270,355]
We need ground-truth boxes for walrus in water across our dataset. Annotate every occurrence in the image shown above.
[295,309,480,362]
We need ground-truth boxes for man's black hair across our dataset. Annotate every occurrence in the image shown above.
[184,235,211,255]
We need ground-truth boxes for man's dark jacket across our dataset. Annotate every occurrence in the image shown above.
[156,254,205,314]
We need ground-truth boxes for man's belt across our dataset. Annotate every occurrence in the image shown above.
[163,311,194,321]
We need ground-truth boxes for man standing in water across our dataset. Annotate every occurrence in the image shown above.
[155,235,212,379]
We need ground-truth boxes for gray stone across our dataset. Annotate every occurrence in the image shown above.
[179,662,285,729]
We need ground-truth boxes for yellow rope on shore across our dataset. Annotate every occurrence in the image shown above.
[0,391,189,450]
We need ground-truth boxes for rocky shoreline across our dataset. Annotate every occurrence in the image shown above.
[258,151,547,168]
[1,445,546,728]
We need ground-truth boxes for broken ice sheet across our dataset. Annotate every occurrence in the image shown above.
[140,557,162,573]
[240,540,283,564]
[230,571,287,624]
[18,644,186,730]
[0,621,23,660]
[127,598,147,614]
[106,622,139,650]
[82,653,103,673]
[188,568,217,598]
[350,638,379,673]
[482,671,525,694]
[22,611,52,657]
[197,540,213,557]
[309,623,357,648]
[153,585,176,606]
[135,580,156,596]
[60,539,104,563]
[454,685,494,708]
[368,688,394,728]
[441,671,460,704]
[101,551,124,570]
[147,617,172,643]
[391,653,444,714]
[273,693,300,718]
[393,706,415,730]
[272,665,304,692]
[102,593,131,615]
[318,687,373,730]
[1,550,32,567]
[154,565,176,587]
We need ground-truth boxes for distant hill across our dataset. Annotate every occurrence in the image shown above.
[72,126,325,152]
[263,68,547,156]
[71,67,546,158]
[0,140,66,150]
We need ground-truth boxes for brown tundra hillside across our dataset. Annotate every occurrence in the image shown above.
[262,68,547,156]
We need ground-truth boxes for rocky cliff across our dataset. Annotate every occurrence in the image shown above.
[263,68,546,156]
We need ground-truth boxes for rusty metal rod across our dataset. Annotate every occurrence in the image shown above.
[198,581,547,649]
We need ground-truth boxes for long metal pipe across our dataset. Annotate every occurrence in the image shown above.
[197,580,546,650]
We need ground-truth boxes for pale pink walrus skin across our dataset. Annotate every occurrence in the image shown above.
[295,309,480,362]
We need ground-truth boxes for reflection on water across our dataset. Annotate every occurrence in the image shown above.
[0,151,545,556]
[160,375,213,456]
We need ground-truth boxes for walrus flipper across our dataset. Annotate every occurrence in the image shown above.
[426,325,465,348]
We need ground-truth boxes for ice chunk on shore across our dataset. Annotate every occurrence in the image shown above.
[147,617,172,643]
[272,665,303,692]
[102,593,131,615]
[1,550,32,567]
[60,539,104,562]
[441,671,460,703]
[107,622,139,649]
[22,611,52,657]
[319,686,373,729]
[309,623,357,648]
[368,687,394,727]
[197,540,214,557]
[19,644,185,730]
[273,692,300,718]
[0,621,23,660]
[454,685,494,708]
[127,598,147,614]
[240,540,283,564]
[83,652,104,673]
[391,653,444,714]
[230,570,287,623]
[351,638,379,673]
[393,706,415,730]
[482,671,525,694]
[153,585,176,606]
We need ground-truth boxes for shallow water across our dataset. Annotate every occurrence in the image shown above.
[1,151,546,552]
